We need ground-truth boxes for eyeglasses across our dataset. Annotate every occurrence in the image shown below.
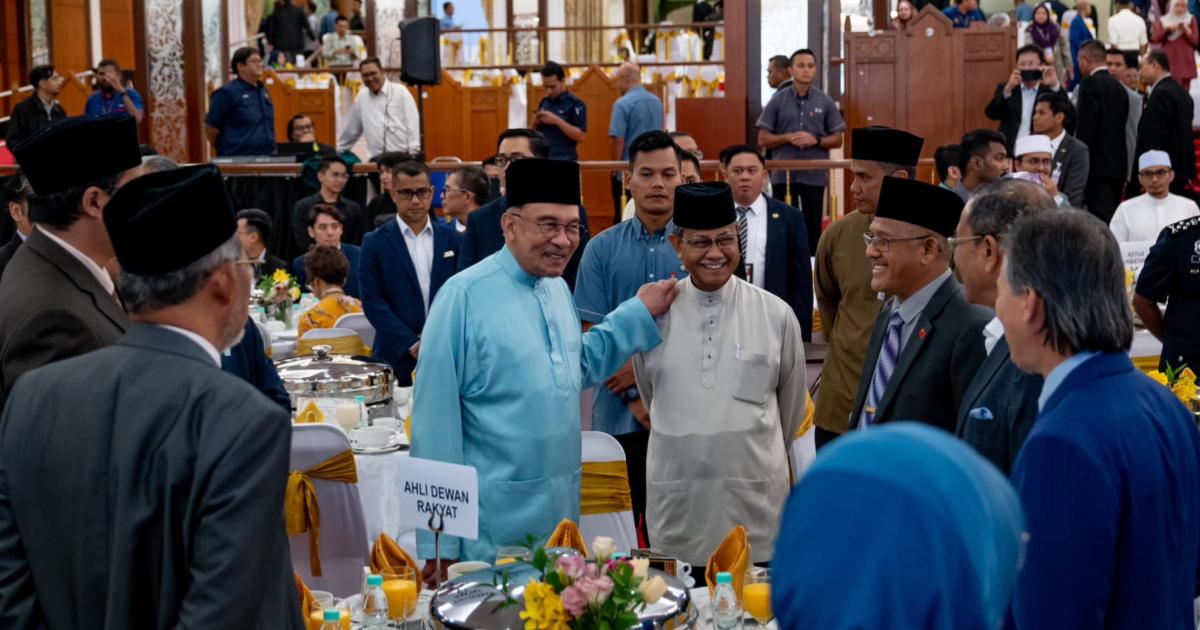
[441,186,471,197]
[863,232,933,252]
[684,233,739,251]
[493,153,529,168]
[947,234,985,252]
[394,187,433,200]
[510,213,582,239]
[1139,168,1172,179]
[293,123,315,133]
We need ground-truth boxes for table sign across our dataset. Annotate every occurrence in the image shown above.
[1120,240,1154,304]
[395,457,479,540]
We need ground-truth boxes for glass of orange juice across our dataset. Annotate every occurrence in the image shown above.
[382,566,420,620]
[744,568,772,627]
[308,597,351,630]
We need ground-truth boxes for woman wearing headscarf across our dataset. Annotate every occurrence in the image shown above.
[1068,0,1096,90]
[1027,3,1073,85]
[771,423,1026,630]
[1153,0,1199,90]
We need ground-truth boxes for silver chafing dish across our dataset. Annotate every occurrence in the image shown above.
[274,345,394,419]
[425,561,695,629]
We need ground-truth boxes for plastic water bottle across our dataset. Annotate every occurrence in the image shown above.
[356,395,370,428]
[711,571,743,630]
[361,573,389,627]
[319,607,341,630]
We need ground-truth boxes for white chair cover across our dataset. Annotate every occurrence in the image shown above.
[579,431,638,554]
[334,313,376,350]
[300,327,360,340]
[289,424,370,598]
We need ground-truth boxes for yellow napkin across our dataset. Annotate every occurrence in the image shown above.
[296,400,325,424]
[544,518,588,557]
[706,525,750,598]
[370,533,422,593]
[294,571,317,620]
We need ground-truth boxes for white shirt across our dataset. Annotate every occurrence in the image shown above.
[983,316,1005,356]
[397,215,435,313]
[1109,193,1200,242]
[1018,85,1039,141]
[735,194,769,288]
[338,80,421,157]
[1107,9,1148,52]
[157,325,221,366]
[37,226,115,296]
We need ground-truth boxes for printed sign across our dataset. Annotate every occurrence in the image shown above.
[395,457,479,540]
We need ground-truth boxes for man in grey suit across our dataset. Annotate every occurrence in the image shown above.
[1105,47,1143,180]
[0,116,143,407]
[0,165,304,629]
[950,180,1054,473]
[849,177,991,433]
[1033,92,1089,208]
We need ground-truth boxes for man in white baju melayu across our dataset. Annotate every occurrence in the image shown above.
[633,182,813,566]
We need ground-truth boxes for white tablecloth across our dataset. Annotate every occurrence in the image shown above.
[1130,328,1162,360]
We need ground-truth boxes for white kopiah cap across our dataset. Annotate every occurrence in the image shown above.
[1014,134,1053,158]
[1138,150,1172,171]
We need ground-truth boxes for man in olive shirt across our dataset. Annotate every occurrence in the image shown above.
[813,126,923,445]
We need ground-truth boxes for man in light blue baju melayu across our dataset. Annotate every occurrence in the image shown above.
[411,158,679,580]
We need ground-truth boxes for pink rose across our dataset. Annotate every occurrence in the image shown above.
[560,585,588,617]
[594,575,614,604]
[574,575,613,605]
[556,555,586,581]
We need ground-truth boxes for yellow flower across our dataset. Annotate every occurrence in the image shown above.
[289,287,301,301]
[1149,370,1170,386]
[272,269,291,284]
[1182,368,1197,385]
[519,581,571,630]
[1172,380,1197,405]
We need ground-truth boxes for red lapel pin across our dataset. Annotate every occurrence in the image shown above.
[918,328,926,339]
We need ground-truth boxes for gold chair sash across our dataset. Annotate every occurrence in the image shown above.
[296,334,366,357]
[580,460,633,515]
[285,449,359,577]
[1132,355,1161,374]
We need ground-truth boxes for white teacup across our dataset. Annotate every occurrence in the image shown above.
[447,560,491,580]
[676,561,692,579]
[351,426,393,448]
[373,417,401,431]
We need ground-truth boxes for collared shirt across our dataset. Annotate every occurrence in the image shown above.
[1110,193,1200,242]
[756,84,846,186]
[37,226,114,296]
[983,316,1005,356]
[1148,73,1171,97]
[943,5,987,28]
[952,182,972,201]
[337,80,421,157]
[536,91,588,160]
[397,215,435,313]
[157,325,221,366]
[439,16,457,29]
[1047,128,1066,157]
[322,32,365,66]
[891,269,953,354]
[608,85,663,160]
[1018,85,1039,141]
[736,194,769,288]
[1037,351,1099,410]
[1107,9,1148,52]
[204,78,276,157]
[84,88,144,118]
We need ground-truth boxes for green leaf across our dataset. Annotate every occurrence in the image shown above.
[546,571,564,592]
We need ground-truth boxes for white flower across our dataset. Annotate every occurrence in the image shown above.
[591,536,617,562]
[638,575,668,604]
[630,557,649,579]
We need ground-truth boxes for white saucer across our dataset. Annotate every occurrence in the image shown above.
[351,431,408,454]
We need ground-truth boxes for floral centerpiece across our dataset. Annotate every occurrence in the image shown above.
[1148,363,1198,413]
[258,269,301,327]
[511,537,669,630]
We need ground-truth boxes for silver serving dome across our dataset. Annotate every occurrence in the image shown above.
[426,563,695,629]
[274,345,394,411]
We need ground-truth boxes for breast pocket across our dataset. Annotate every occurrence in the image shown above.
[732,353,774,405]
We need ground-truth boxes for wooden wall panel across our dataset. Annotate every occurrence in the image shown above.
[99,0,136,70]
[676,97,745,159]
[417,71,509,162]
[957,29,1014,135]
[263,70,337,145]
[0,0,27,120]
[50,0,91,73]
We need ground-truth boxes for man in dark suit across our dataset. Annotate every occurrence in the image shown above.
[265,0,316,62]
[984,44,1067,152]
[0,171,34,278]
[0,116,143,407]
[360,159,463,386]
[720,144,813,339]
[458,128,591,290]
[0,165,304,629]
[290,204,361,297]
[237,208,289,280]
[849,177,991,433]
[950,180,1054,473]
[1074,40,1130,223]
[291,156,364,251]
[1032,92,1090,208]
[1131,51,1196,198]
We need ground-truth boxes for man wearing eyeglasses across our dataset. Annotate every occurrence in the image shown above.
[632,181,810,567]
[360,159,462,387]
[848,176,990,433]
[1110,151,1200,242]
[440,165,488,233]
[411,158,676,577]
[291,156,364,252]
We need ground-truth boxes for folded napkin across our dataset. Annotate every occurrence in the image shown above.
[706,525,750,598]
[370,532,422,593]
[545,518,588,557]
[296,400,325,424]
[294,571,316,620]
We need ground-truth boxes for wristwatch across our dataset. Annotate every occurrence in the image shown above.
[621,386,640,404]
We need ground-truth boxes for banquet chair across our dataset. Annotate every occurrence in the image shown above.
[288,424,370,597]
[579,431,638,553]
[296,328,366,356]
[253,319,272,352]
[334,313,376,351]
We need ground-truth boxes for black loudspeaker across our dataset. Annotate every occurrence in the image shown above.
[400,17,441,86]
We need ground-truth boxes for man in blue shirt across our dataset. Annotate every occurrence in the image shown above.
[205,47,276,157]
[439,1,459,30]
[943,0,987,27]
[609,63,663,223]
[999,209,1200,629]
[84,59,143,123]
[533,61,587,161]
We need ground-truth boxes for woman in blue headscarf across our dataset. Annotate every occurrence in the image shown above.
[771,423,1026,630]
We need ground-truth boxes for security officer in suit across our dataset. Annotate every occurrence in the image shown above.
[950,180,1055,473]
[849,177,991,433]
[0,165,304,628]
[1134,214,1200,372]
[0,115,142,406]
[1075,40,1130,223]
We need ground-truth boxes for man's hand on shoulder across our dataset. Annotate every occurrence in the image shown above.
[637,278,679,317]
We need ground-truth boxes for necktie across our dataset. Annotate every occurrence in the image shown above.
[863,310,904,428]
[736,206,750,263]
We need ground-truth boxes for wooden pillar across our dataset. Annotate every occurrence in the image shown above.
[137,0,209,162]
[722,0,757,143]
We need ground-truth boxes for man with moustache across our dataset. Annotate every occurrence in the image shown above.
[84,59,144,123]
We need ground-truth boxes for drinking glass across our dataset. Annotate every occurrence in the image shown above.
[494,546,531,566]
[381,566,420,620]
[743,568,772,628]
[308,596,350,630]
[334,401,361,432]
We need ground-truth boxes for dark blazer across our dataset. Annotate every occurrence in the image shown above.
[1133,76,1196,193]
[763,196,814,340]
[0,234,22,280]
[258,253,289,280]
[849,276,991,433]
[457,195,592,291]
[291,243,361,298]
[0,324,304,629]
[953,335,1043,474]
[1076,68,1131,181]
[291,194,365,253]
[359,220,462,385]
[1052,133,1091,208]
[222,318,291,413]
[984,82,1066,151]
[0,229,129,407]
[265,2,314,53]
